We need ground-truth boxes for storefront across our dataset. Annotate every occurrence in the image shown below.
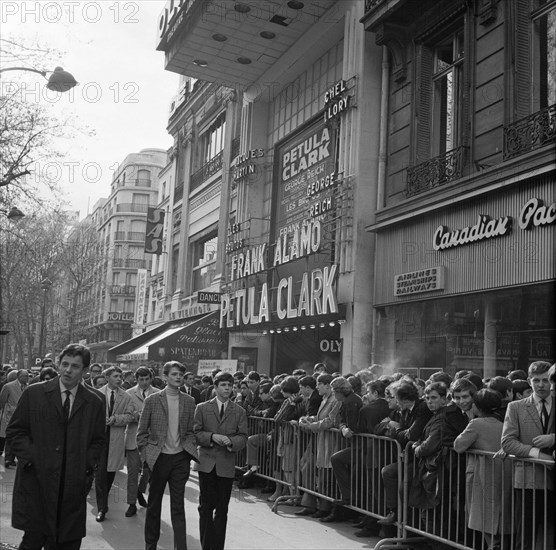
[109,311,228,374]
[371,173,555,378]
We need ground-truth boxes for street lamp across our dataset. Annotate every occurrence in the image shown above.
[38,278,53,359]
[0,206,25,363]
[0,66,78,93]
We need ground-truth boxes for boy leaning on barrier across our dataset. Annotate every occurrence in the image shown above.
[501,361,555,550]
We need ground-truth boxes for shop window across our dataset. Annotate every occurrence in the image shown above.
[191,233,218,292]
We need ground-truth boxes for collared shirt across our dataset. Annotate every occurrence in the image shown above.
[533,393,552,417]
[215,397,228,416]
[59,379,78,416]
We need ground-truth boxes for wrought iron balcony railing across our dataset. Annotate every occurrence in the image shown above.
[406,146,466,197]
[503,104,556,160]
[190,151,223,192]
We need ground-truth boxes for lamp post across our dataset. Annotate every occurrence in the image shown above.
[0,206,25,364]
[0,66,78,92]
[38,278,53,359]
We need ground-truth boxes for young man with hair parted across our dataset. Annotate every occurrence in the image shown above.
[501,361,555,550]
[194,371,248,550]
[137,361,199,550]
[6,343,106,550]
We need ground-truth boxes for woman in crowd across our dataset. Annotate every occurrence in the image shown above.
[454,388,512,550]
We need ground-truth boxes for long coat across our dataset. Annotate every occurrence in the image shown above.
[304,392,341,468]
[0,379,24,437]
[97,385,134,471]
[194,398,248,478]
[137,388,199,470]
[6,380,105,542]
[454,416,512,534]
[124,384,159,451]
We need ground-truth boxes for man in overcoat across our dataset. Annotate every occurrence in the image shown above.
[0,369,28,467]
[194,371,248,550]
[6,343,105,550]
[94,365,134,522]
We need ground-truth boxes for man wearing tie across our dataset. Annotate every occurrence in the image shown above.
[94,366,134,522]
[6,344,105,550]
[125,366,159,516]
[194,371,248,550]
[502,361,555,550]
[181,371,202,404]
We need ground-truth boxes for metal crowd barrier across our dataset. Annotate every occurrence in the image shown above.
[238,415,554,550]
[401,447,554,550]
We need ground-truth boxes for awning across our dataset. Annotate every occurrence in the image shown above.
[115,326,184,362]
[110,311,228,370]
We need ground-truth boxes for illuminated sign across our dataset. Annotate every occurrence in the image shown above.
[145,208,165,255]
[197,291,222,304]
[433,215,512,251]
[519,198,556,230]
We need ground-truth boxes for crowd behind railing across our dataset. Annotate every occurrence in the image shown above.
[234,362,554,550]
[0,358,554,550]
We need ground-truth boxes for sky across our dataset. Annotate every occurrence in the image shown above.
[1,0,179,218]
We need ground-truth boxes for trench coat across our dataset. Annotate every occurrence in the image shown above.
[454,416,512,534]
[98,385,134,471]
[6,380,105,542]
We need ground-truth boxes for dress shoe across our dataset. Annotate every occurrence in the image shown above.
[377,510,396,525]
[311,510,329,519]
[125,504,137,517]
[4,461,15,469]
[137,491,147,508]
[319,513,337,523]
[294,507,316,516]
[95,510,106,522]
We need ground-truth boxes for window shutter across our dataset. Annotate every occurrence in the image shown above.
[415,43,434,163]
[514,0,532,120]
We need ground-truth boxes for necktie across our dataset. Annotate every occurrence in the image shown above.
[540,399,549,434]
[109,390,115,416]
[142,390,146,400]
[63,390,71,422]
[220,403,225,419]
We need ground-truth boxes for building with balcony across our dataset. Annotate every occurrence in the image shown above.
[362,0,555,377]
[84,148,167,362]
[149,0,384,375]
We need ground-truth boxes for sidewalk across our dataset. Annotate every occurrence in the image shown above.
[0,463,381,549]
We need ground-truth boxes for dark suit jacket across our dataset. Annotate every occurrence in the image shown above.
[306,389,322,416]
[394,399,433,446]
[339,392,363,432]
[180,384,201,404]
[136,389,198,470]
[194,398,248,478]
[359,398,390,434]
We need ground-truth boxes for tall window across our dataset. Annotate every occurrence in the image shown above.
[533,2,556,110]
[191,233,218,292]
[431,27,464,155]
[200,113,226,164]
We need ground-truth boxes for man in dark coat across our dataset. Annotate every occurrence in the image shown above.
[6,343,106,550]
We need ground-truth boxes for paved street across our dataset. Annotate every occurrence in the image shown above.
[0,463,380,550]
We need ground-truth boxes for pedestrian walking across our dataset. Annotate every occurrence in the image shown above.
[137,361,198,550]
[194,371,248,550]
[5,343,105,550]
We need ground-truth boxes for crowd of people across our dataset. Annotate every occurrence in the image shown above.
[0,353,554,550]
